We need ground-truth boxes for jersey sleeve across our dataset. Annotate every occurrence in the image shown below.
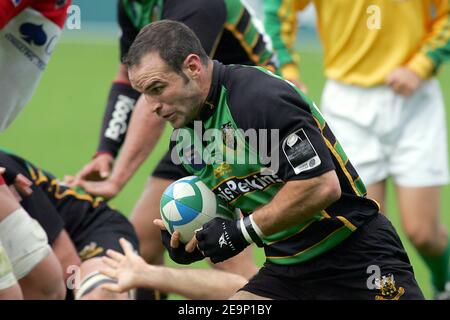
[163,0,226,56]
[118,0,140,60]
[406,0,450,78]
[227,66,335,182]
[263,0,310,81]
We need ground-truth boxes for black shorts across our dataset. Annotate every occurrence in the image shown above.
[152,150,190,181]
[72,207,140,261]
[241,213,424,300]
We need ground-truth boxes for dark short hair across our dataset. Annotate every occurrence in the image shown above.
[123,20,209,74]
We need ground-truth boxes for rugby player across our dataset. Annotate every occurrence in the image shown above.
[69,0,280,297]
[0,149,139,300]
[0,0,70,300]
[123,20,424,300]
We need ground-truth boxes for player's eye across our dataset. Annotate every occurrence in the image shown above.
[150,86,165,95]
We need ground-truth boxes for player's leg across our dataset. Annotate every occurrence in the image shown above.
[74,207,140,300]
[18,250,66,300]
[51,230,82,284]
[0,240,23,300]
[366,180,387,214]
[320,80,389,205]
[390,79,450,297]
[0,183,65,299]
[0,178,23,299]
[396,186,450,294]
[131,176,172,266]
[74,257,130,300]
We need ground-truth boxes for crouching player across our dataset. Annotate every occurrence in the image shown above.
[0,150,140,300]
[0,0,71,300]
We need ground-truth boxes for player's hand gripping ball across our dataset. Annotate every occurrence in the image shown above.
[160,176,238,243]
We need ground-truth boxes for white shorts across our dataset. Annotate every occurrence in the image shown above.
[321,78,449,187]
[0,7,62,131]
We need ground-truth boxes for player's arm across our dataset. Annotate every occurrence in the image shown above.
[252,172,340,235]
[406,0,450,79]
[193,70,338,262]
[387,1,450,96]
[263,0,310,90]
[70,1,142,186]
[94,0,143,160]
[100,238,247,299]
[76,94,166,198]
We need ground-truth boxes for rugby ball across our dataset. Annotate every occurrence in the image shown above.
[160,175,238,243]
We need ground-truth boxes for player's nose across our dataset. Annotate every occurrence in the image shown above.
[143,94,162,113]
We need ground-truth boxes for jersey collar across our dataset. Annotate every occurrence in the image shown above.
[198,60,225,122]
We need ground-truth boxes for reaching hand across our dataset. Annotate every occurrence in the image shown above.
[68,153,114,186]
[74,178,121,200]
[100,238,147,293]
[0,167,33,196]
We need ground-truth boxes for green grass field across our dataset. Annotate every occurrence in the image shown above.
[1,40,449,299]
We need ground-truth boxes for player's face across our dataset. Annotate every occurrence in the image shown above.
[129,52,205,128]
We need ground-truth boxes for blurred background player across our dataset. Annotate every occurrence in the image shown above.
[0,149,139,300]
[264,0,450,298]
[67,0,284,298]
[0,0,71,299]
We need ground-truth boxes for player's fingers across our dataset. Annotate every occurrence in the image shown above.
[153,219,166,230]
[102,256,119,269]
[99,160,111,179]
[185,236,198,253]
[15,174,33,196]
[99,265,117,279]
[77,180,101,196]
[119,238,134,256]
[106,249,125,263]
[0,167,5,175]
[389,80,403,94]
[170,231,180,249]
[99,283,122,293]
[75,163,97,182]
[15,174,32,187]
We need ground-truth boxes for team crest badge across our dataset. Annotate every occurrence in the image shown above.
[374,274,405,300]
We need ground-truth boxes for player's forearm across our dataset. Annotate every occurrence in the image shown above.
[96,82,141,157]
[252,170,341,236]
[108,97,165,189]
[137,265,247,300]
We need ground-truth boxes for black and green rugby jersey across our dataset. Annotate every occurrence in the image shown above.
[171,61,380,265]
[119,0,275,69]
[0,150,110,244]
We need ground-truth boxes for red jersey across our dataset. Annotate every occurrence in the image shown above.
[0,0,70,29]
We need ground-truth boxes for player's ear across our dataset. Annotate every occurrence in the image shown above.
[183,54,202,79]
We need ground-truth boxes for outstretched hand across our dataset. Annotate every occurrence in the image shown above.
[100,238,147,293]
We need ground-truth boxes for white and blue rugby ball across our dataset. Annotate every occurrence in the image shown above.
[160,176,238,243]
